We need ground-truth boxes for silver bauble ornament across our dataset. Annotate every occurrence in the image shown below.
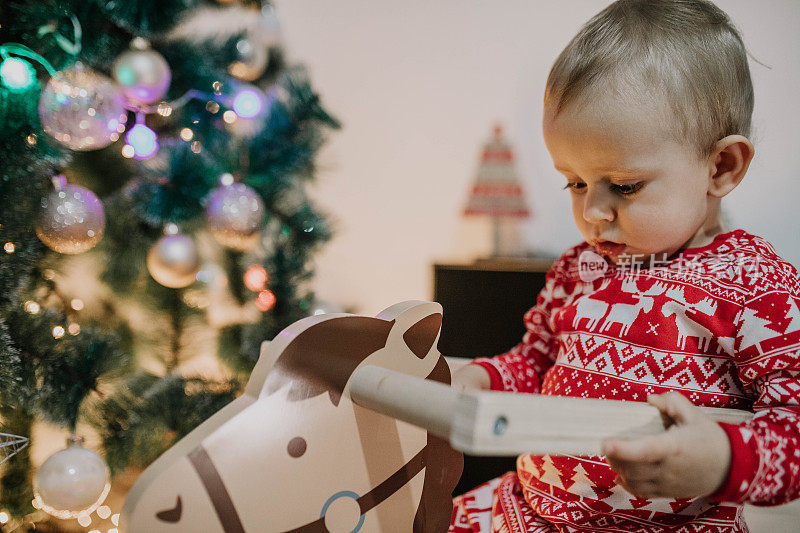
[38,62,127,151]
[147,234,201,288]
[166,5,279,81]
[229,5,281,80]
[205,182,266,251]
[36,180,106,254]
[33,436,110,519]
[112,38,172,107]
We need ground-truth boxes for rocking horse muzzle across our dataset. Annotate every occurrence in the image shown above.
[186,442,429,533]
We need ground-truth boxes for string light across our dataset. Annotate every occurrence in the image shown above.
[0,512,9,524]
[96,505,111,519]
[190,140,202,153]
[205,101,220,114]
[121,145,135,158]
[244,265,268,291]
[77,512,91,527]
[156,102,172,117]
[3,242,14,253]
[232,87,265,119]
[179,127,193,141]
[52,326,65,339]
[111,513,120,526]
[71,298,84,310]
[68,323,80,335]
[24,301,40,314]
[0,57,36,92]
[125,123,158,159]
[26,133,37,145]
[255,289,276,312]
[222,110,237,124]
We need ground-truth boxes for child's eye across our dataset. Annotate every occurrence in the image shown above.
[610,182,644,196]
[562,182,586,192]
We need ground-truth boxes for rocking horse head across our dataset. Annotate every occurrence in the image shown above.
[122,301,463,532]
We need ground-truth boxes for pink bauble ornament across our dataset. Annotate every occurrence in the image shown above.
[36,178,106,254]
[205,182,265,251]
[112,38,172,107]
[38,62,127,151]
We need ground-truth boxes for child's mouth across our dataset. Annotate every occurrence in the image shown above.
[592,240,627,257]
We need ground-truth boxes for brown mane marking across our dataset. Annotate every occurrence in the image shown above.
[403,313,442,359]
[263,316,395,406]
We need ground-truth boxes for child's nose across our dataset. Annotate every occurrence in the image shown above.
[582,188,616,223]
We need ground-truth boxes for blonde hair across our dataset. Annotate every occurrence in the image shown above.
[545,0,754,159]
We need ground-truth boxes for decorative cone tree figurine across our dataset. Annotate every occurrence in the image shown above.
[463,124,531,257]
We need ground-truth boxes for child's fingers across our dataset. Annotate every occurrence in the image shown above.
[647,391,700,425]
[607,457,661,479]
[602,434,675,462]
[622,479,660,499]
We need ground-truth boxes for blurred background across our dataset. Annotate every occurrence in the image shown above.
[278,0,800,315]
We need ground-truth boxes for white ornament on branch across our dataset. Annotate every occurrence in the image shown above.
[33,435,110,519]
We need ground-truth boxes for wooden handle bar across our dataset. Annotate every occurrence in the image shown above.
[349,365,754,456]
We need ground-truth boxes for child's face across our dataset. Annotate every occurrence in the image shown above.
[542,99,714,263]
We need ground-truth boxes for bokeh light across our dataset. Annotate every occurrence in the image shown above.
[244,265,268,292]
[0,57,36,93]
[232,88,264,119]
[255,289,276,312]
[125,124,158,159]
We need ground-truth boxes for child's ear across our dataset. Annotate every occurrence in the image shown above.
[707,134,755,197]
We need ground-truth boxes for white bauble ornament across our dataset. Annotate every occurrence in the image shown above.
[205,182,266,251]
[147,234,201,288]
[36,178,106,254]
[112,38,172,107]
[38,62,127,151]
[166,5,280,81]
[33,437,110,519]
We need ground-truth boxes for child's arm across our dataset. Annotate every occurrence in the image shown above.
[451,363,491,390]
[603,270,800,505]
[453,261,565,393]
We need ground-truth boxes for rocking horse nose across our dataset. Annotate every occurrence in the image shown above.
[321,491,364,533]
[403,313,442,359]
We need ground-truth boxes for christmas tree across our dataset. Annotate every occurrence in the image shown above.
[0,0,339,529]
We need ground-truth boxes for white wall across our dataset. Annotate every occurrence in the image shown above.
[273,0,800,316]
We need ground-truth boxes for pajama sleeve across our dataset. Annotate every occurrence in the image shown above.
[711,266,800,505]
[469,263,563,393]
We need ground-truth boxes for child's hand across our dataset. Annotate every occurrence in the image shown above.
[451,364,492,391]
[601,392,731,500]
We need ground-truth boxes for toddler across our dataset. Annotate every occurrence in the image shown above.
[450,1,800,531]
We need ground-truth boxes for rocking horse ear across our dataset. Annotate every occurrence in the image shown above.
[377,301,443,361]
[403,313,442,359]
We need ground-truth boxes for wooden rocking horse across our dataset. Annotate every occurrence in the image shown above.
[123,301,753,532]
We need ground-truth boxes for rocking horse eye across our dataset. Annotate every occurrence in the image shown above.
[287,436,307,458]
[156,495,183,522]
